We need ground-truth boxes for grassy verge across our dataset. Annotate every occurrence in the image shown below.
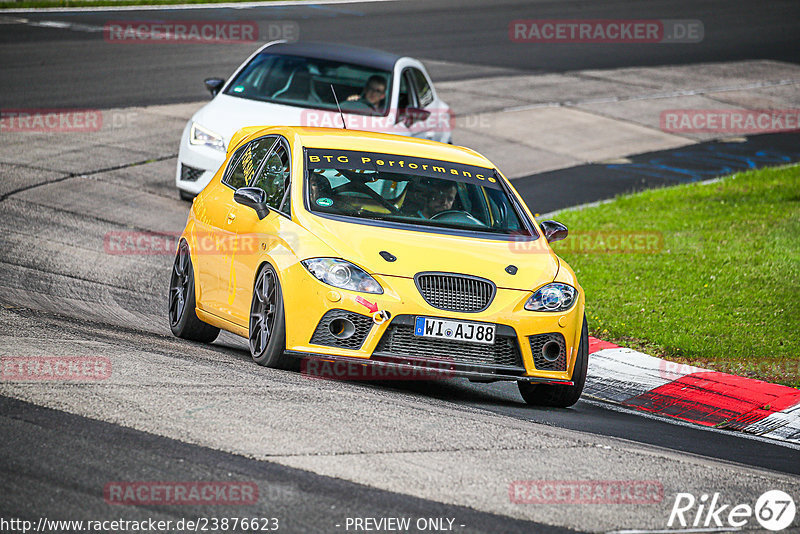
[549,164,800,387]
[1,0,289,9]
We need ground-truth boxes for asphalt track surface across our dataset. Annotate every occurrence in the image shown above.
[0,396,572,533]
[1,0,799,108]
[2,1,800,532]
[518,132,800,214]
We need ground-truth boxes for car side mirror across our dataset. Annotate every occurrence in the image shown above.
[399,107,431,127]
[234,187,270,220]
[204,78,225,97]
[539,220,568,243]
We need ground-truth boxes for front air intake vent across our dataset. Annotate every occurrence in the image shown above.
[310,309,373,350]
[529,333,567,372]
[414,272,496,313]
[180,164,204,182]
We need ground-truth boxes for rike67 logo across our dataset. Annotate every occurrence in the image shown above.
[668,490,796,531]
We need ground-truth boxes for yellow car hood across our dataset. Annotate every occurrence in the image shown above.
[301,216,558,291]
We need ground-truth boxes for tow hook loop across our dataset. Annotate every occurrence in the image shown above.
[373,310,391,325]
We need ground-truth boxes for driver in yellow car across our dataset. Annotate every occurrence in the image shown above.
[418,180,457,218]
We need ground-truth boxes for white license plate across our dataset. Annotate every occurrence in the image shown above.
[414,317,495,345]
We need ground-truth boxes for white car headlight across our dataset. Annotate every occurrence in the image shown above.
[189,122,225,151]
[301,258,383,294]
[524,283,577,312]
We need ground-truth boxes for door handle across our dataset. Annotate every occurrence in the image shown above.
[227,212,236,223]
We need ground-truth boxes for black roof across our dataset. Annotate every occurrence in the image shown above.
[263,41,401,71]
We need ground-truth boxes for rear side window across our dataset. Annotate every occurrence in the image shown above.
[223,136,277,190]
[398,70,417,111]
[250,140,291,211]
[410,68,434,107]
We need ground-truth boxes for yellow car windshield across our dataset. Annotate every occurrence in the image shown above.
[305,149,530,235]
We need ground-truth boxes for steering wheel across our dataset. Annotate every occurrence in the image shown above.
[429,210,487,227]
[336,170,402,215]
[339,99,372,112]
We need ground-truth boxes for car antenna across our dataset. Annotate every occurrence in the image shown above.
[330,84,347,129]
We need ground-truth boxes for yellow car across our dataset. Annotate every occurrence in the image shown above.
[168,126,588,407]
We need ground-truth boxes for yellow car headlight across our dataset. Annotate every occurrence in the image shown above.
[302,258,383,294]
[525,283,576,312]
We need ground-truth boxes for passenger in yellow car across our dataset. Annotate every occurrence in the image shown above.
[308,172,333,201]
[308,171,358,213]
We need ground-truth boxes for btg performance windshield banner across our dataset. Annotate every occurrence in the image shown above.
[305,149,501,189]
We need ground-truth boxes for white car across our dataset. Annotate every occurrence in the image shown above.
[176,41,453,199]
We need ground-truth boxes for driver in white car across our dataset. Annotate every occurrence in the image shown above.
[346,75,388,112]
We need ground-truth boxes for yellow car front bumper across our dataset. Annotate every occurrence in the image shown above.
[282,269,585,383]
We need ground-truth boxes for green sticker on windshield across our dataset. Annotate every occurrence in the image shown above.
[232,86,244,93]
[316,197,333,207]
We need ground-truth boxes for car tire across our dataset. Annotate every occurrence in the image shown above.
[179,190,195,202]
[249,264,295,370]
[169,240,220,343]
[518,315,589,408]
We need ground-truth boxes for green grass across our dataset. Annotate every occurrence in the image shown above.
[550,164,800,388]
[1,0,290,9]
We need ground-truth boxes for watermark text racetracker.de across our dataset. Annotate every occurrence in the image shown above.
[661,109,800,134]
[0,109,137,133]
[104,481,258,505]
[660,358,800,381]
[510,231,664,254]
[301,358,459,381]
[103,20,299,44]
[1,356,111,382]
[301,107,455,134]
[509,480,663,504]
[510,19,703,43]
[103,230,300,256]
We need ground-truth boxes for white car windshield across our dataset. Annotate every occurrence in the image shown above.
[224,53,392,116]
[305,149,532,236]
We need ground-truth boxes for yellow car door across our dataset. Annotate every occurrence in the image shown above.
[228,137,293,326]
[190,167,239,316]
[202,135,278,320]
